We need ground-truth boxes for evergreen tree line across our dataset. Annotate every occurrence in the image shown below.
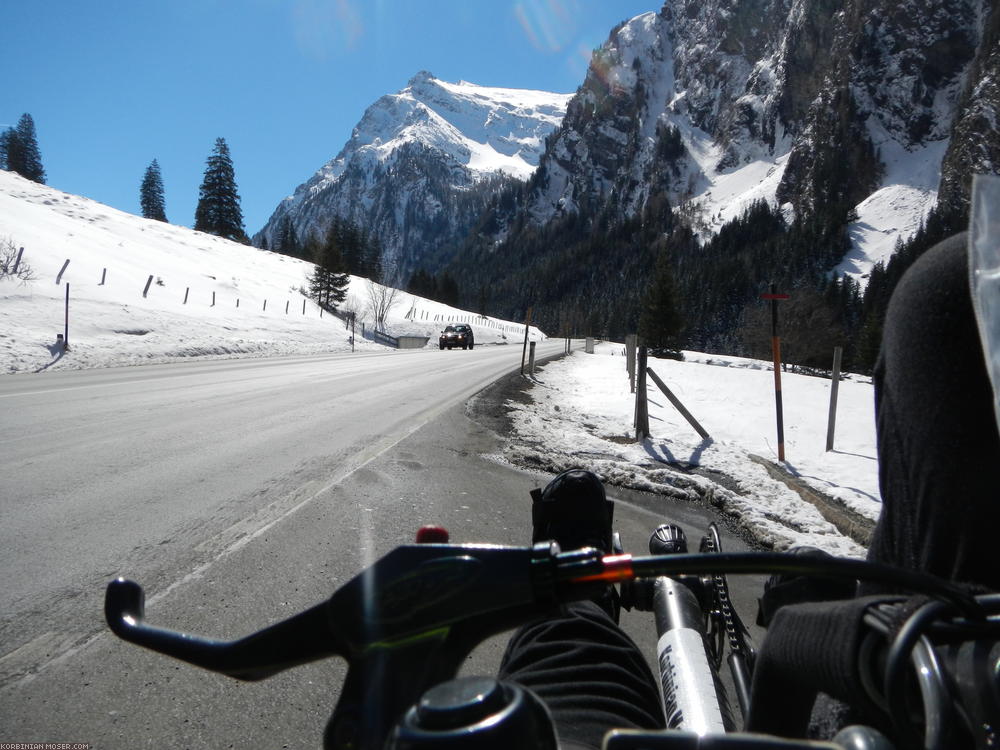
[442,169,901,373]
[1,113,45,183]
[299,216,387,312]
[405,268,460,307]
[446,182,970,375]
[444,188,664,342]
[271,214,384,280]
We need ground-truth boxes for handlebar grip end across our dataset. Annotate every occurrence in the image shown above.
[105,578,146,635]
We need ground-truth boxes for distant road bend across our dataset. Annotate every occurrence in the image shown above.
[0,342,564,679]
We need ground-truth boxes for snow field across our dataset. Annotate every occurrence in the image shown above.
[504,343,879,558]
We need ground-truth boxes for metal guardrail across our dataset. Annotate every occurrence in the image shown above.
[363,327,398,348]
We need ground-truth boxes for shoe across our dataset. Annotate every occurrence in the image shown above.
[530,469,620,622]
[531,469,615,552]
[755,546,857,627]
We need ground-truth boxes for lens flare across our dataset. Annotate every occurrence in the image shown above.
[513,0,577,53]
[291,0,364,60]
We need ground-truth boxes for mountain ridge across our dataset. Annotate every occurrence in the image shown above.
[253,73,571,280]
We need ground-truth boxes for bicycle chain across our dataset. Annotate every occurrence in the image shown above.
[700,525,749,662]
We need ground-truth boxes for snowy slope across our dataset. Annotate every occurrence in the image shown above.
[0,170,542,375]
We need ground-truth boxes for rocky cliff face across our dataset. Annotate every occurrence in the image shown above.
[253,72,570,281]
[938,2,1000,213]
[513,0,997,275]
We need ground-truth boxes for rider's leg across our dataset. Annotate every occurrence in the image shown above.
[865,232,1000,590]
[499,600,665,750]
[499,469,665,750]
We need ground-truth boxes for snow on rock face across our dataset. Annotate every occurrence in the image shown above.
[254,73,571,279]
[516,0,998,282]
[849,0,980,145]
[665,0,787,145]
[938,5,1000,212]
[529,11,677,223]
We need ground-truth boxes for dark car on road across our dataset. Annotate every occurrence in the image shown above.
[439,324,474,350]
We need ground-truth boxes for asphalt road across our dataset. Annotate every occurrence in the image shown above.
[0,345,762,748]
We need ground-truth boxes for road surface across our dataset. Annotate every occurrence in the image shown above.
[0,344,562,677]
[0,343,762,747]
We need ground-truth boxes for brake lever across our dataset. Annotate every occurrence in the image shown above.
[105,578,348,680]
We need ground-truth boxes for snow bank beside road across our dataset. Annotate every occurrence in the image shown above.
[503,343,879,558]
[0,170,541,374]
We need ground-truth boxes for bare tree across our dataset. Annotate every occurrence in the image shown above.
[0,237,36,285]
[366,279,400,332]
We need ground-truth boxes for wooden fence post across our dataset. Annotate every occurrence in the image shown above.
[647,367,710,440]
[762,285,790,461]
[64,283,70,350]
[826,346,843,452]
[625,334,637,393]
[634,346,650,440]
[520,307,533,375]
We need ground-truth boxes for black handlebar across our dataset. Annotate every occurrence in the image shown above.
[104,541,996,750]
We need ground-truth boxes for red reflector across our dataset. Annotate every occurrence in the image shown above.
[573,554,635,583]
[416,525,450,543]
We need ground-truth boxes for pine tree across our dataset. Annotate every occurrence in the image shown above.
[194,137,248,243]
[638,245,683,357]
[307,230,350,309]
[275,215,302,258]
[1,114,45,183]
[364,237,384,283]
[438,273,460,306]
[140,159,167,222]
[0,128,15,171]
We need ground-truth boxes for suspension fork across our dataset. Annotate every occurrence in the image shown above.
[622,524,735,734]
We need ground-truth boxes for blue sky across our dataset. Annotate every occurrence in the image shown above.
[3,0,657,236]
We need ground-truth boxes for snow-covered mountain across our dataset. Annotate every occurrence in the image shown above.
[521,0,999,279]
[254,72,571,280]
[259,2,997,292]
